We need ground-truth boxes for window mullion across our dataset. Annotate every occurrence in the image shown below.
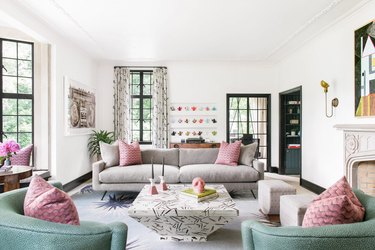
[139,72,144,142]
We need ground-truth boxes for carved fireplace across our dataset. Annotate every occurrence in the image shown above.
[335,124,375,195]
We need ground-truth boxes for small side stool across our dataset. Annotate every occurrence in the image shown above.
[280,194,315,226]
[258,180,296,214]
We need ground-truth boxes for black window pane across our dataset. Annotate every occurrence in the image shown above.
[18,43,32,60]
[2,76,17,93]
[3,98,17,115]
[3,115,17,132]
[18,60,32,77]
[18,77,32,94]
[3,58,17,76]
[2,41,17,58]
[18,133,32,148]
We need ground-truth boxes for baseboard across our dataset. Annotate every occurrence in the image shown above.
[270,167,279,173]
[300,178,325,194]
[63,171,92,192]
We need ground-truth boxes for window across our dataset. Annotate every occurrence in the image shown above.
[130,70,153,144]
[0,38,33,148]
[226,94,271,171]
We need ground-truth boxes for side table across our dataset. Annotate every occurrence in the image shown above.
[0,166,32,192]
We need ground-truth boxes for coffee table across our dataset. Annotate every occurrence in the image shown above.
[0,166,32,192]
[128,184,239,241]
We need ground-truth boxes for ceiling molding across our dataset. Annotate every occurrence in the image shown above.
[48,0,99,47]
[265,0,343,60]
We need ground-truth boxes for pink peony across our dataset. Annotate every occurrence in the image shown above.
[0,140,20,157]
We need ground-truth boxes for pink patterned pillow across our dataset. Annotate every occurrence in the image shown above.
[119,141,142,166]
[302,195,364,227]
[215,141,242,166]
[11,144,33,166]
[314,176,362,207]
[24,175,80,225]
[302,176,365,227]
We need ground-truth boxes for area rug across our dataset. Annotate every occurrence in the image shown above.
[72,185,270,250]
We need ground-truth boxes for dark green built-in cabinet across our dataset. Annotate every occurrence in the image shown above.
[279,86,302,175]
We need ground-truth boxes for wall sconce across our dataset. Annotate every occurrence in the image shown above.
[320,80,339,118]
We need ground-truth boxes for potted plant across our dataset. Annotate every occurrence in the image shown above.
[87,130,114,160]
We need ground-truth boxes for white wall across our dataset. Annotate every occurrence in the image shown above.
[97,61,279,167]
[1,1,99,184]
[276,0,375,188]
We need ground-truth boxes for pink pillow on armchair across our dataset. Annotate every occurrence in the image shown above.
[11,144,33,166]
[24,175,80,225]
[215,141,242,166]
[119,141,142,166]
[302,176,365,227]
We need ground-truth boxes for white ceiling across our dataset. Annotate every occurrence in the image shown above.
[7,0,366,62]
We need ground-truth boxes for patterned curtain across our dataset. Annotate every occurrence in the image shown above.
[151,68,169,148]
[113,67,131,142]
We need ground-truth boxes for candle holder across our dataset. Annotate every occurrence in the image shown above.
[148,178,158,195]
[159,176,168,191]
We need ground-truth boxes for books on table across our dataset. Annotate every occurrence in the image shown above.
[180,188,218,202]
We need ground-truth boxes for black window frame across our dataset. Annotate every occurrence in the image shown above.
[0,38,34,151]
[226,93,271,171]
[130,70,153,144]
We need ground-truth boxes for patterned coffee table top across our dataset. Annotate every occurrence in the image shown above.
[128,184,239,217]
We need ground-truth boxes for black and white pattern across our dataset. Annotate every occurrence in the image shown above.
[128,184,239,241]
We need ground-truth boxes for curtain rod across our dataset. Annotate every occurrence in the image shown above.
[114,66,167,69]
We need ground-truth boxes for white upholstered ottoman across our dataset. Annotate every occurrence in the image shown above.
[280,194,315,226]
[258,180,296,214]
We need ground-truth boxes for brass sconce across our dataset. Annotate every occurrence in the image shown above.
[320,80,339,118]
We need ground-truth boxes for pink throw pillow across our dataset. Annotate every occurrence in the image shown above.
[24,175,80,225]
[302,195,364,227]
[119,141,142,166]
[215,141,242,166]
[314,176,362,207]
[12,144,33,166]
[302,176,365,228]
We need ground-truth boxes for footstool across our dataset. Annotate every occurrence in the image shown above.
[280,194,315,226]
[258,180,296,214]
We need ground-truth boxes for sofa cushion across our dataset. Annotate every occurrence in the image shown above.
[179,148,219,166]
[11,144,33,166]
[99,164,180,183]
[215,141,242,166]
[24,175,80,225]
[119,141,142,166]
[100,141,119,167]
[141,148,179,166]
[239,142,258,166]
[179,164,259,183]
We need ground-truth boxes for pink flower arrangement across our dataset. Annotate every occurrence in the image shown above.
[0,139,20,159]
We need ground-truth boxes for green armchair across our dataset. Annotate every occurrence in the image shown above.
[242,190,375,250]
[0,182,128,250]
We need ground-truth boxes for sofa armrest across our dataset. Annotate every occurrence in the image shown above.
[92,160,106,191]
[253,160,264,180]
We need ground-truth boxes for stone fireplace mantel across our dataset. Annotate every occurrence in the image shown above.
[335,124,375,189]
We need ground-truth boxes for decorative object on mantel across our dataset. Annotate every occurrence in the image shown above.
[355,20,375,117]
[320,80,339,118]
[0,139,20,170]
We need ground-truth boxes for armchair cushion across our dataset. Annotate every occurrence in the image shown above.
[24,175,80,225]
[11,144,33,166]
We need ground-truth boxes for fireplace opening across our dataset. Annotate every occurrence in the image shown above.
[357,160,375,196]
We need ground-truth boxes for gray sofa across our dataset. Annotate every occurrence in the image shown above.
[92,148,264,193]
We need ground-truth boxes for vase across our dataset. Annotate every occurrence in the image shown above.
[4,158,11,166]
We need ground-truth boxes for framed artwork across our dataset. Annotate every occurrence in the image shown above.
[64,77,96,135]
[355,20,375,116]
